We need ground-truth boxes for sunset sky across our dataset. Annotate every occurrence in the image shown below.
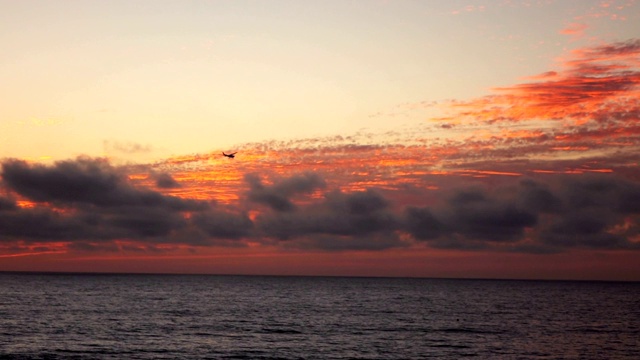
[1,0,639,280]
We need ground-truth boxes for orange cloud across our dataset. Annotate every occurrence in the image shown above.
[428,39,640,173]
[442,39,640,124]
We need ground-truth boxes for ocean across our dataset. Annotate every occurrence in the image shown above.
[0,273,638,359]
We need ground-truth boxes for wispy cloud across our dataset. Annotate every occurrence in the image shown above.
[559,22,588,39]
[103,140,153,155]
[577,0,637,21]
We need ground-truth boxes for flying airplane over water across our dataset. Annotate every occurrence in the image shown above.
[222,152,237,159]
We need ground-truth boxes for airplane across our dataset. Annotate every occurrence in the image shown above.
[222,152,237,159]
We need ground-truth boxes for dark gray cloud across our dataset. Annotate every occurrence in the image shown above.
[539,209,627,249]
[245,171,326,212]
[533,175,640,250]
[191,209,253,240]
[404,185,537,248]
[1,158,639,254]
[256,188,401,250]
[154,172,181,189]
[562,175,640,213]
[104,206,188,238]
[444,188,538,242]
[0,196,18,211]
[2,157,121,205]
[404,206,445,240]
[0,205,104,241]
[403,176,640,251]
[0,157,253,249]
[516,179,563,213]
[1,157,204,211]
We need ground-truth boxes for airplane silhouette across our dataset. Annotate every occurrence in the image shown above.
[222,152,237,159]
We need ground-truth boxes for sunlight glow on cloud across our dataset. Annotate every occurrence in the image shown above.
[441,39,640,125]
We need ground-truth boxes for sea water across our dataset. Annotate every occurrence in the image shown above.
[0,273,638,359]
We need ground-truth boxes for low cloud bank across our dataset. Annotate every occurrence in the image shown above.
[2,157,639,254]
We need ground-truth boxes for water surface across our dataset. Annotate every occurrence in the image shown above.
[1,273,638,359]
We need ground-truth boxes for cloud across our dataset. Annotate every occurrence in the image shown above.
[404,206,445,240]
[132,38,640,255]
[245,171,326,212]
[404,184,537,248]
[103,140,152,154]
[0,157,253,249]
[251,173,639,253]
[1,157,639,255]
[191,209,253,240]
[3,40,640,259]
[103,206,188,238]
[516,179,563,213]
[402,175,640,252]
[442,187,538,242]
[559,23,588,39]
[153,172,181,189]
[0,196,18,211]
[540,209,627,249]
[256,188,401,249]
[450,4,485,15]
[440,39,640,127]
[578,0,635,22]
[417,39,640,179]
[1,157,203,211]
[0,204,105,241]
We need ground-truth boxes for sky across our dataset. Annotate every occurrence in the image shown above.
[1,0,639,280]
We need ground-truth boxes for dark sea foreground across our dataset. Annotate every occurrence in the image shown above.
[0,273,638,359]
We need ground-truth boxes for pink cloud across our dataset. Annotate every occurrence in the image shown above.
[559,22,588,39]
